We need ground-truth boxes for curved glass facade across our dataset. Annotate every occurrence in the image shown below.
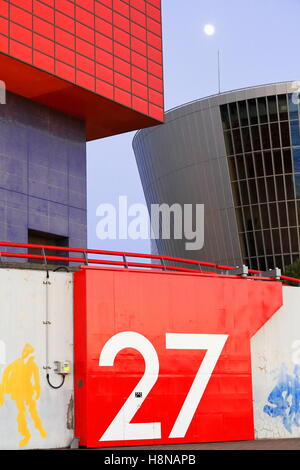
[221,93,300,270]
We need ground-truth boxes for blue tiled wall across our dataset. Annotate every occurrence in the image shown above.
[0,91,87,251]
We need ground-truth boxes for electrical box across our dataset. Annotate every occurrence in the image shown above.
[54,361,71,375]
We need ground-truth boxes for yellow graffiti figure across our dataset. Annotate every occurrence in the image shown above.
[0,344,47,447]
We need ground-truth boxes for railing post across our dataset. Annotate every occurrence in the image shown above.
[41,248,49,278]
[161,258,167,271]
[225,265,249,278]
[41,248,47,266]
[123,255,128,269]
[83,251,89,266]
[259,268,281,281]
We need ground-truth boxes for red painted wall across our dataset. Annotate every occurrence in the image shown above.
[74,267,282,448]
[0,0,164,139]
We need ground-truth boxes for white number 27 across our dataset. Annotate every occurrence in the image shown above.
[99,332,228,441]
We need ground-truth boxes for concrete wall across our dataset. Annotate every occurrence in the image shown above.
[0,265,299,448]
[252,286,300,439]
[0,269,74,450]
[0,91,87,250]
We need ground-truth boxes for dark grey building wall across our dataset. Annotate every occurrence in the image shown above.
[0,91,87,251]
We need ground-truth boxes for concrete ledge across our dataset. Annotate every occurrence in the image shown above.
[0,262,80,272]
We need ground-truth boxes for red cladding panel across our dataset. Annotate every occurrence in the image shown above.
[33,50,54,73]
[56,60,76,81]
[0,17,9,36]
[34,17,55,39]
[2,0,164,140]
[0,34,8,53]
[0,0,9,17]
[74,268,282,447]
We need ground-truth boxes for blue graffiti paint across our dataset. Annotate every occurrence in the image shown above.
[263,364,300,433]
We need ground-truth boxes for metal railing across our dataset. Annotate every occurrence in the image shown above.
[0,241,299,285]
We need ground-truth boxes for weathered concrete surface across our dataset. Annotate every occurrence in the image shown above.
[0,268,74,450]
[251,286,300,439]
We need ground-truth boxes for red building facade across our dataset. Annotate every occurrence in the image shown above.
[0,0,164,140]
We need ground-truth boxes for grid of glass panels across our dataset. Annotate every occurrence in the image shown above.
[0,0,163,121]
[220,93,300,271]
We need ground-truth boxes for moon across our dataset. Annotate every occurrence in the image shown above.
[204,24,215,36]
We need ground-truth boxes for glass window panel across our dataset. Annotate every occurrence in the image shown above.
[281,228,290,252]
[290,121,300,146]
[251,205,261,230]
[254,230,264,253]
[232,182,241,206]
[285,175,295,199]
[260,204,270,229]
[258,97,268,123]
[263,151,273,176]
[275,256,283,269]
[224,131,234,156]
[278,202,288,227]
[248,179,258,204]
[275,175,285,200]
[232,128,243,154]
[290,120,300,147]
[290,227,299,252]
[280,121,290,147]
[266,256,275,269]
[220,104,230,130]
[288,93,299,120]
[259,257,266,270]
[284,254,292,267]
[261,124,271,149]
[288,201,297,226]
[295,175,300,199]
[278,94,288,121]
[268,96,278,122]
[269,202,279,227]
[241,127,252,152]
[229,102,239,128]
[270,122,280,148]
[228,157,238,181]
[238,101,249,126]
[283,149,293,173]
[272,229,281,254]
[235,155,246,179]
[243,206,251,225]
[246,232,256,257]
[266,176,276,201]
[250,258,259,270]
[240,181,249,205]
[254,152,264,177]
[263,230,273,254]
[248,99,258,125]
[236,208,245,232]
[298,201,300,222]
[251,126,261,150]
[239,233,248,257]
[273,150,283,174]
[257,177,267,202]
[292,254,300,263]
[245,154,255,178]
[293,148,300,173]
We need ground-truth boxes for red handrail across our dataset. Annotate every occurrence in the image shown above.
[0,241,299,285]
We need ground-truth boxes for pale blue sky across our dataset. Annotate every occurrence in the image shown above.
[87,0,300,254]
